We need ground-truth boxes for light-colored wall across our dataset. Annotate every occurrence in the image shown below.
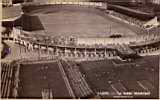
[150,0,160,5]
[2,0,12,5]
[34,0,95,3]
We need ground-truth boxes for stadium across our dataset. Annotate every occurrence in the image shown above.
[1,0,160,99]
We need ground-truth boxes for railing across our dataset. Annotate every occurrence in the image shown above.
[1,63,14,98]
[39,1,103,7]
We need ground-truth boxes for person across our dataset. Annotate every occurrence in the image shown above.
[13,88,18,98]
[8,47,11,54]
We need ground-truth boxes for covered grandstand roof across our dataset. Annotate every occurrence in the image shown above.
[107,0,145,3]
[108,0,134,2]
[107,4,155,20]
[113,5,153,15]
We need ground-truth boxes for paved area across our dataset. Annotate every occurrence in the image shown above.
[18,62,71,98]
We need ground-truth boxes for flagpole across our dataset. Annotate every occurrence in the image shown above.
[20,26,22,60]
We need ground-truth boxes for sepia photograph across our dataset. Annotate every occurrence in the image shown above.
[1,0,160,99]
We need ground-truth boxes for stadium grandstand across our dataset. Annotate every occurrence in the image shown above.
[1,0,160,99]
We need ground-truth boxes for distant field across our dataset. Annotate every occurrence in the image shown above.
[18,62,71,98]
[23,5,140,38]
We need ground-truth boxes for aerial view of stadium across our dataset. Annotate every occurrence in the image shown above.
[1,0,160,99]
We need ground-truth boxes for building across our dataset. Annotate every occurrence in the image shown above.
[150,0,160,5]
[2,0,12,6]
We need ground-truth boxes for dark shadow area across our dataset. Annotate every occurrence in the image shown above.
[14,14,44,31]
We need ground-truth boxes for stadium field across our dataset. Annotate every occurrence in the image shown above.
[22,5,140,38]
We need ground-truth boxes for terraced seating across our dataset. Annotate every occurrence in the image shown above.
[137,44,160,55]
[109,10,145,28]
[78,56,158,98]
[61,60,93,98]
[1,63,13,98]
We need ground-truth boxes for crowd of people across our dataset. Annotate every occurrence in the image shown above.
[131,6,154,14]
[109,10,146,28]
[10,33,160,60]
[2,17,160,60]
